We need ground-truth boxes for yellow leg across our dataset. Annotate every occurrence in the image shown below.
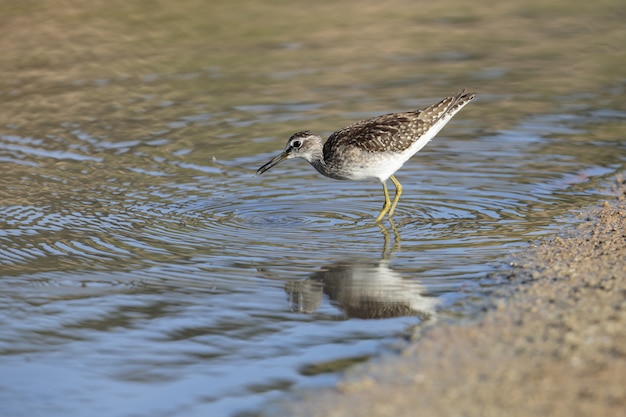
[375,180,392,223]
[387,175,403,218]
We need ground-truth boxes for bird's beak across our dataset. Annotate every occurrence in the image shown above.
[256,151,289,175]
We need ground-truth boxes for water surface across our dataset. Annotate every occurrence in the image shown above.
[1,1,625,416]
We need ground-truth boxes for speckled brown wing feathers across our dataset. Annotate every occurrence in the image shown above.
[323,90,474,161]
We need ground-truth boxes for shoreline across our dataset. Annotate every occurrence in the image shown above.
[276,175,626,417]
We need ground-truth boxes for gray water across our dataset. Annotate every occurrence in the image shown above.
[1,1,625,416]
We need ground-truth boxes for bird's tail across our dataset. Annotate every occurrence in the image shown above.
[418,89,475,123]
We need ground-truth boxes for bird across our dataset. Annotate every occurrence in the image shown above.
[256,89,475,222]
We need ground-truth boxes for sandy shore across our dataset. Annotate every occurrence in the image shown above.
[277,176,626,417]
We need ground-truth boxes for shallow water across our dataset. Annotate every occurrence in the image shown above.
[1,1,625,416]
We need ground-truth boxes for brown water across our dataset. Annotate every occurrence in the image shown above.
[1,1,625,416]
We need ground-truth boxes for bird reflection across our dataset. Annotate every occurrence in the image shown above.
[285,257,438,320]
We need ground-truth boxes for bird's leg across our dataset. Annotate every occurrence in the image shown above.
[387,175,403,218]
[378,217,401,259]
[375,180,392,223]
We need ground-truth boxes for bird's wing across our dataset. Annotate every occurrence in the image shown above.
[323,90,474,158]
[324,112,422,156]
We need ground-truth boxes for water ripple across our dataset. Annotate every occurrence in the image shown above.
[2,94,624,417]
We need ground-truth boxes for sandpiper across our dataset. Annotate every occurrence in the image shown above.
[257,90,475,222]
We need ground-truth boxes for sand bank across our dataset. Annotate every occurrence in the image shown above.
[279,176,626,417]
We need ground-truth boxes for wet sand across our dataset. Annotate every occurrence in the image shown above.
[278,176,626,417]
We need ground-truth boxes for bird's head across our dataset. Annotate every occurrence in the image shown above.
[256,131,323,175]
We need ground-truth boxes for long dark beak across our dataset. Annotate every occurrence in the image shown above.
[257,151,289,175]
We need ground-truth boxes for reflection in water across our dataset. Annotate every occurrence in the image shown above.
[284,226,438,319]
[285,257,438,319]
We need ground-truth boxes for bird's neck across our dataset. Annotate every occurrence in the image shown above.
[309,156,346,180]
[301,146,327,176]
[310,158,329,176]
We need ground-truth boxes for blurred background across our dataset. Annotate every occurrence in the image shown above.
[1,1,625,416]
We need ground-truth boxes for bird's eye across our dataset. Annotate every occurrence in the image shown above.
[291,140,302,148]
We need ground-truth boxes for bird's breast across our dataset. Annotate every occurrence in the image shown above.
[324,148,407,182]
